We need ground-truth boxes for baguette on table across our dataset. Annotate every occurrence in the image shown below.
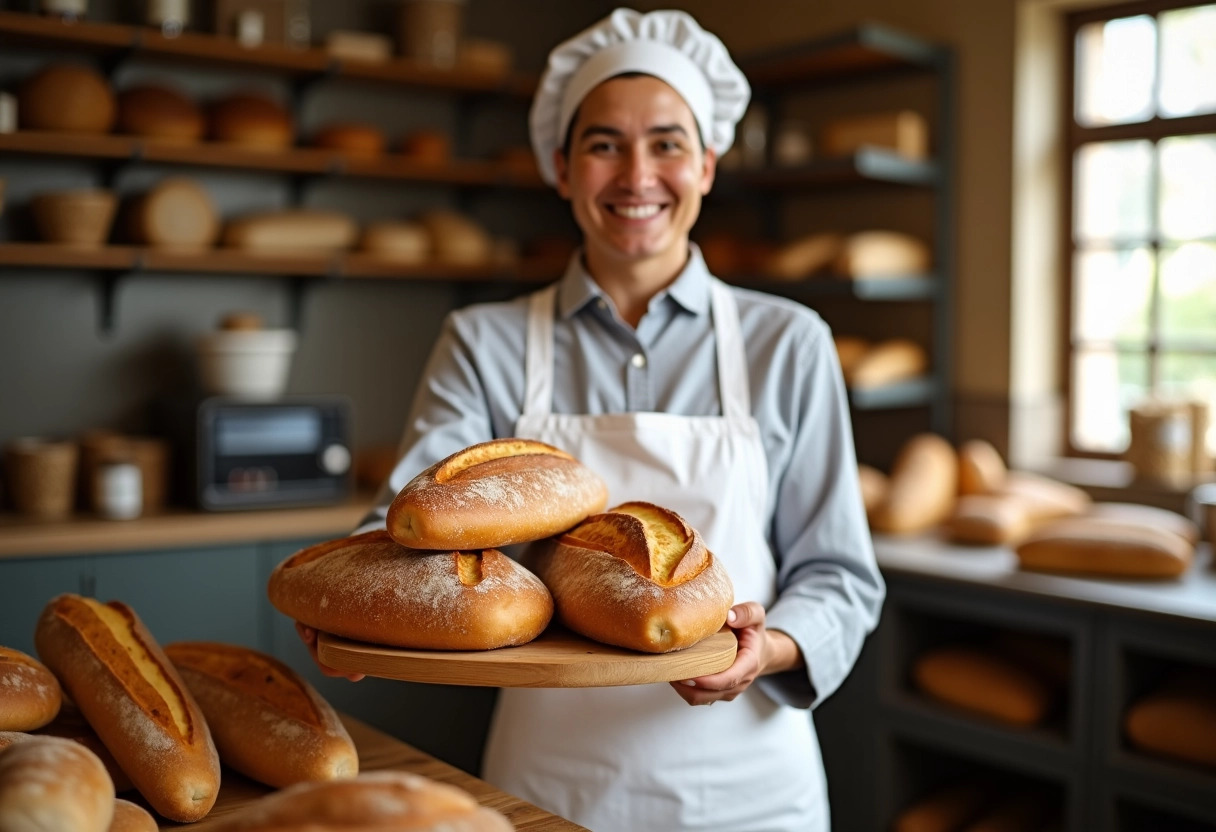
[0,646,61,731]
[387,438,608,551]
[165,641,358,788]
[0,734,115,832]
[533,502,734,653]
[34,594,221,822]
[269,530,553,650]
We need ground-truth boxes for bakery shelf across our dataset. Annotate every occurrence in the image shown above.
[741,22,946,87]
[715,148,939,191]
[0,10,535,95]
[0,132,547,188]
[1103,760,1216,827]
[848,376,937,410]
[728,274,939,301]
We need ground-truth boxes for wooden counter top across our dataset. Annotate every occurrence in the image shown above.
[0,494,376,560]
[160,715,586,830]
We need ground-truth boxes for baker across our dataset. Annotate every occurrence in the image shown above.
[299,8,884,831]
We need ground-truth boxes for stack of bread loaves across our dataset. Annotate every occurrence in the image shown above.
[269,438,735,654]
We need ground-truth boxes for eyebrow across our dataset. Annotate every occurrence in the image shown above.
[577,124,690,141]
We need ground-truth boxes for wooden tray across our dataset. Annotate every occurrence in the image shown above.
[317,626,737,688]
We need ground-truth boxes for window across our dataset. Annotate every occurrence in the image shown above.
[1066,1,1216,457]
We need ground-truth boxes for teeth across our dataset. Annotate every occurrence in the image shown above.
[613,204,661,219]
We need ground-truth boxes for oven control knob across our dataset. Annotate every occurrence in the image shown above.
[321,443,351,475]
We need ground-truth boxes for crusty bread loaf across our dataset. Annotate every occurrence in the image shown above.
[34,595,220,822]
[312,122,386,158]
[0,646,62,731]
[1016,517,1193,579]
[1087,502,1199,545]
[994,471,1090,523]
[117,84,204,143]
[19,64,116,134]
[947,494,1031,546]
[400,130,451,164]
[209,93,293,149]
[871,433,958,534]
[958,439,1007,495]
[419,210,492,267]
[762,232,842,281]
[1125,670,1216,767]
[832,230,931,277]
[165,641,358,788]
[894,780,994,832]
[847,338,927,389]
[269,530,553,650]
[208,770,512,831]
[0,734,115,832]
[912,645,1053,727]
[0,732,32,752]
[35,701,134,792]
[223,210,358,253]
[110,798,157,832]
[124,178,219,250]
[387,438,608,551]
[535,502,734,653]
[359,221,431,264]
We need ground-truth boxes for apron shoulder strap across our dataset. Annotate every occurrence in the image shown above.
[709,279,752,421]
[523,284,558,417]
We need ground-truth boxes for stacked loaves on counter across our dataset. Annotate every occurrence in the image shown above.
[269,438,736,655]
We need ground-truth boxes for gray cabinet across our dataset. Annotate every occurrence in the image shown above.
[0,555,92,655]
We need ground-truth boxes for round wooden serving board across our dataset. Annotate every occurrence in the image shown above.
[317,626,738,688]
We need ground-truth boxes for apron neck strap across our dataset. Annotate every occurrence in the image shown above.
[522,279,751,419]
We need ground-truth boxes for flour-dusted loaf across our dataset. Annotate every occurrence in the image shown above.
[34,595,220,822]
[165,641,358,788]
[0,734,115,832]
[0,646,61,731]
[535,502,734,653]
[268,530,553,650]
[387,438,608,551]
[208,770,513,831]
[110,798,158,832]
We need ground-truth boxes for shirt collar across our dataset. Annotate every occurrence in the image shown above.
[556,243,713,320]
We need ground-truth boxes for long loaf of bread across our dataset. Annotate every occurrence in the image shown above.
[535,502,734,653]
[0,734,115,832]
[34,594,221,822]
[269,530,554,650]
[165,641,358,788]
[0,646,62,731]
[387,438,608,551]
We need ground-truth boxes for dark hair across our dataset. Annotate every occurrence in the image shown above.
[559,72,705,158]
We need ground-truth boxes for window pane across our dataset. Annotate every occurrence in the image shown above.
[1075,15,1156,126]
[1160,243,1216,344]
[1074,247,1153,342]
[1160,353,1216,454]
[1159,4,1216,118]
[1073,349,1149,451]
[1159,135,1216,240]
[1075,141,1153,241]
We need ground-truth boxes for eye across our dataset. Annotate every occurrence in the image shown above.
[587,140,620,154]
[655,138,686,154]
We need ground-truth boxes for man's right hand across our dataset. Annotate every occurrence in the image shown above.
[295,621,366,682]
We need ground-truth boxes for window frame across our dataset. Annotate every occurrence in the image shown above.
[1063,0,1216,459]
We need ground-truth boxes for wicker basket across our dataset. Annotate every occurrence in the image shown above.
[31,189,117,247]
[4,438,79,519]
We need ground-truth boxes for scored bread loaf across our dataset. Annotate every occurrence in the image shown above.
[34,595,220,822]
[208,770,512,831]
[0,646,62,731]
[534,502,734,653]
[870,433,958,534]
[35,701,134,792]
[912,645,1053,727]
[111,798,158,832]
[269,530,554,650]
[1016,517,1193,579]
[387,438,608,551]
[0,734,115,832]
[165,641,358,788]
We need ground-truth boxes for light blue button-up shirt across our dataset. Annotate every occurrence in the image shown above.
[357,246,884,709]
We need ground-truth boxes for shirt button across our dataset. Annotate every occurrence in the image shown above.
[596,298,608,310]
[631,353,646,368]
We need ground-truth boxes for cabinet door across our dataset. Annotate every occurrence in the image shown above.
[92,545,263,650]
[0,556,91,656]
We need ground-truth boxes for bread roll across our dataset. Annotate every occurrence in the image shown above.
[535,502,735,653]
[34,701,134,792]
[312,122,386,158]
[359,220,431,264]
[947,494,1031,546]
[894,780,994,832]
[34,595,220,822]
[871,433,958,534]
[847,338,927,389]
[387,438,608,551]
[833,335,870,377]
[400,130,451,164]
[958,439,1007,495]
[833,231,930,277]
[324,30,393,63]
[763,232,842,281]
[209,93,293,149]
[223,210,358,253]
[0,732,31,752]
[208,771,512,831]
[165,641,358,788]
[1125,671,1216,767]
[110,798,157,832]
[124,178,219,250]
[994,472,1090,523]
[117,84,203,143]
[1087,502,1199,545]
[0,735,115,832]
[0,646,61,731]
[1016,517,1193,579]
[419,211,492,267]
[19,64,116,134]
[269,530,553,650]
[912,645,1053,727]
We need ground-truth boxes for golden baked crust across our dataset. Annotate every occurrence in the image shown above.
[1016,517,1193,578]
[268,530,553,650]
[913,646,1053,727]
[0,646,62,731]
[537,502,734,653]
[111,798,158,832]
[165,641,358,788]
[387,439,608,551]
[0,735,115,832]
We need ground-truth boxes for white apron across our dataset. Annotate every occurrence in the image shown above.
[481,280,828,832]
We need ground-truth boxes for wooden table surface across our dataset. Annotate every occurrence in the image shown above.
[159,714,587,830]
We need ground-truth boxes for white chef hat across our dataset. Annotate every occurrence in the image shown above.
[529,8,751,186]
